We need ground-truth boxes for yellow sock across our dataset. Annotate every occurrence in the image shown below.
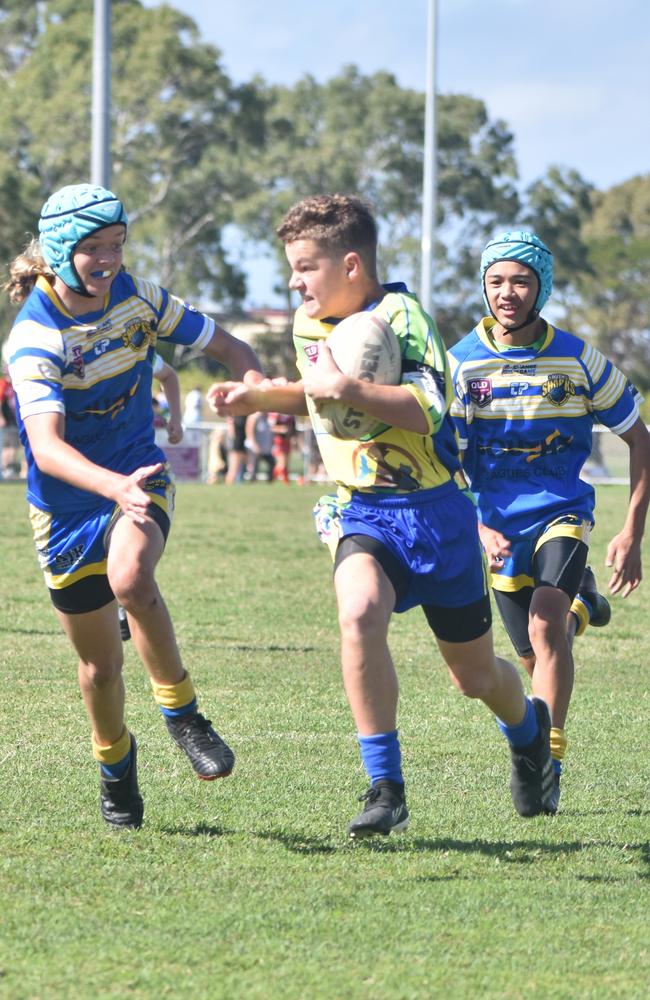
[150,672,196,713]
[550,726,567,766]
[92,726,131,765]
[570,596,590,636]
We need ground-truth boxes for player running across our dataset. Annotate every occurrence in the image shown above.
[209,194,557,837]
[448,230,650,806]
[5,183,263,829]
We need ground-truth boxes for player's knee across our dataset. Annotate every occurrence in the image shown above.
[528,611,565,652]
[446,659,493,700]
[338,594,389,641]
[455,671,491,700]
[78,656,123,690]
[110,568,157,613]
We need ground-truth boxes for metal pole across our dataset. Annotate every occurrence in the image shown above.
[420,0,437,317]
[91,0,111,186]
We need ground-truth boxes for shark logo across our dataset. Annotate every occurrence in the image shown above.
[122,319,156,351]
[542,373,576,407]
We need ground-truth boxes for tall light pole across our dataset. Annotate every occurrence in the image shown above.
[91,0,111,186]
[420,0,437,317]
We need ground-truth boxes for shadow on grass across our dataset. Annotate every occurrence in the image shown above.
[158,824,650,874]
[223,643,318,654]
[189,638,318,653]
[161,822,338,853]
[361,835,650,876]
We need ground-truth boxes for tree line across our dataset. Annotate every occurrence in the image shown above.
[1,0,648,390]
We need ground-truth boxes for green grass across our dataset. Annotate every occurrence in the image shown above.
[0,481,648,999]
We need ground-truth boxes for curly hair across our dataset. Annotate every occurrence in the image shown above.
[276,194,378,276]
[4,238,54,305]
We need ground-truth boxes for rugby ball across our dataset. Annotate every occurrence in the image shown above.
[317,312,401,439]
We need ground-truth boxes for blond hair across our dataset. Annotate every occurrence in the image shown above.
[4,238,54,305]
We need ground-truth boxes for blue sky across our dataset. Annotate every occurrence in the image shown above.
[140,0,650,304]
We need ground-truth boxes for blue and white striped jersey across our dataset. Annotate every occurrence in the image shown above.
[8,272,214,513]
[448,318,640,536]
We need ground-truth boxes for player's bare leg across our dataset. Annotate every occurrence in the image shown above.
[57,603,142,828]
[527,586,574,730]
[107,515,185,685]
[334,551,398,734]
[108,514,235,781]
[438,630,556,816]
[334,552,408,838]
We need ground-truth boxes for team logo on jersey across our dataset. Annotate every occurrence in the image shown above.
[304,344,319,364]
[70,344,85,379]
[478,428,574,463]
[352,441,422,491]
[468,377,492,407]
[77,375,141,421]
[122,319,156,351]
[542,373,576,406]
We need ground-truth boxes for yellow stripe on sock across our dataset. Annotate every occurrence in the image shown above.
[550,727,568,763]
[570,596,590,637]
[92,726,131,765]
[150,672,196,711]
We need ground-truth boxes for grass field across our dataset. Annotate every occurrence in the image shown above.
[0,481,648,999]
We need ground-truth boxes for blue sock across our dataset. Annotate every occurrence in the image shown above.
[158,697,197,720]
[100,749,132,780]
[497,698,539,749]
[358,730,403,785]
[553,759,562,776]
[578,594,594,619]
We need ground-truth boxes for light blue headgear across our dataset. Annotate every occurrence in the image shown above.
[38,183,128,296]
[480,230,553,321]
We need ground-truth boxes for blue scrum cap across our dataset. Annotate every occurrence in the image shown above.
[38,183,128,293]
[480,230,553,313]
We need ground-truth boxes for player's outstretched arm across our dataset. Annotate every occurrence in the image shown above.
[24,411,163,523]
[156,360,184,444]
[207,379,308,417]
[202,325,263,384]
[606,417,650,597]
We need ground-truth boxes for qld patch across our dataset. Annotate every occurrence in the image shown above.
[468,377,492,407]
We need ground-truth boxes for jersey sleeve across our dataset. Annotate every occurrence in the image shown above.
[133,277,215,351]
[7,320,66,419]
[581,343,640,434]
[446,349,470,449]
[382,293,452,436]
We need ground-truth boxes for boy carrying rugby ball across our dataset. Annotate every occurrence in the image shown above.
[208,193,556,837]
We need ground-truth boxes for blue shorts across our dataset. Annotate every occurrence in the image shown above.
[314,482,489,614]
[490,513,593,593]
[29,467,175,612]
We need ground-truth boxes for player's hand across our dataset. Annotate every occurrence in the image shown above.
[605,531,642,597]
[207,381,259,416]
[166,418,184,445]
[478,523,512,571]
[114,463,164,524]
[303,342,347,402]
